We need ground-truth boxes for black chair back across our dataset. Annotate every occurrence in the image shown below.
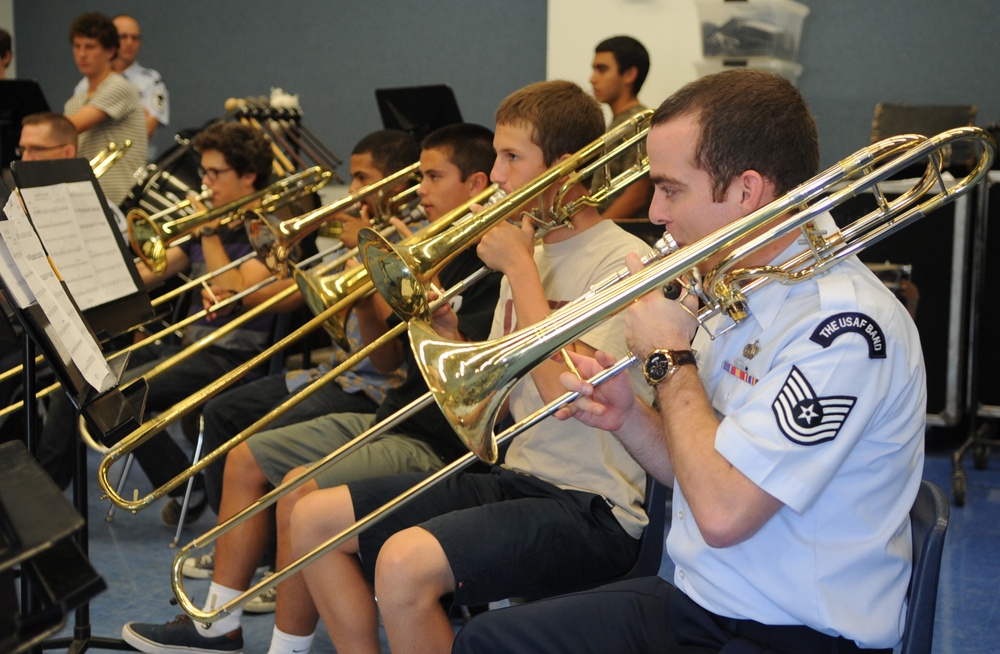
[900,480,950,654]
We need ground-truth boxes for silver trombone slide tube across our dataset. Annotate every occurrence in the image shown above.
[150,252,257,307]
[150,231,353,309]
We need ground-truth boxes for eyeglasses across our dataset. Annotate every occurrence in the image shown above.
[15,144,70,157]
[198,166,234,181]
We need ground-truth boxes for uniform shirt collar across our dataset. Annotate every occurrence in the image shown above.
[741,212,838,332]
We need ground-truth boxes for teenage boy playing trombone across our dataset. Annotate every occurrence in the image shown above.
[122,122,502,654]
[163,128,421,527]
[37,120,277,495]
[291,79,653,654]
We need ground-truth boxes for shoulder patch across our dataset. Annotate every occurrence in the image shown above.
[771,366,856,446]
[151,89,167,113]
[809,312,886,359]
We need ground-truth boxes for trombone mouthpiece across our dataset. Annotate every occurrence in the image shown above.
[654,231,679,257]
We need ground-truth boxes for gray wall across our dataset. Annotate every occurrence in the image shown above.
[13,0,1000,171]
[795,0,1000,166]
[13,0,547,169]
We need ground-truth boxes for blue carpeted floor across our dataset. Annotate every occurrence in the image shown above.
[44,433,1000,653]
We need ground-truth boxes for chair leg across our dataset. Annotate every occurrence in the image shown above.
[105,453,135,523]
[170,415,205,548]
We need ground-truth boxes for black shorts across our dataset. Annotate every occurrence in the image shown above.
[349,466,639,605]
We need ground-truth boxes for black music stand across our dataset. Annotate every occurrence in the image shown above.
[376,85,463,143]
[1,162,152,652]
[0,80,51,171]
[0,441,106,654]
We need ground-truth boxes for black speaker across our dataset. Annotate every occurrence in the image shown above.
[973,177,1000,409]
[0,441,106,653]
[831,185,972,444]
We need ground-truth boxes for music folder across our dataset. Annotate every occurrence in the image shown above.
[0,159,150,441]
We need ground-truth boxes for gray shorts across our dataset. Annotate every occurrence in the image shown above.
[246,412,446,488]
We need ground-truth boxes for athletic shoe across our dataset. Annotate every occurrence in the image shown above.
[122,615,243,653]
[160,493,208,528]
[181,549,215,580]
[245,572,277,614]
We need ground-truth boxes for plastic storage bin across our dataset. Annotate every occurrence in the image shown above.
[697,0,809,61]
[694,57,804,85]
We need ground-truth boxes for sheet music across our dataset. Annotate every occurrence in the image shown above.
[19,181,138,311]
[0,196,35,308]
[0,194,115,393]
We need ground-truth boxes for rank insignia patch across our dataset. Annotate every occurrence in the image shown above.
[809,312,886,359]
[772,366,856,445]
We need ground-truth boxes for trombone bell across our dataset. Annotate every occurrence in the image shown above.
[358,228,430,320]
[408,319,513,464]
[128,208,171,274]
[293,263,371,350]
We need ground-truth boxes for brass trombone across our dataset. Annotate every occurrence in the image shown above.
[411,126,994,462]
[90,139,132,178]
[128,165,333,274]
[246,161,421,278]
[297,185,504,350]
[359,108,652,320]
[169,126,993,622]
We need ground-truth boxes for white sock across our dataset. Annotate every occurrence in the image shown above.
[267,626,315,654]
[197,582,244,637]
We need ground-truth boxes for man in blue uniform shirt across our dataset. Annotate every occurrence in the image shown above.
[452,68,925,654]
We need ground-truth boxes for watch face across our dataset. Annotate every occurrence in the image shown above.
[646,351,672,382]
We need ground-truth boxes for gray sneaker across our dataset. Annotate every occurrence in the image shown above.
[181,549,215,579]
[245,573,276,614]
[121,615,243,653]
